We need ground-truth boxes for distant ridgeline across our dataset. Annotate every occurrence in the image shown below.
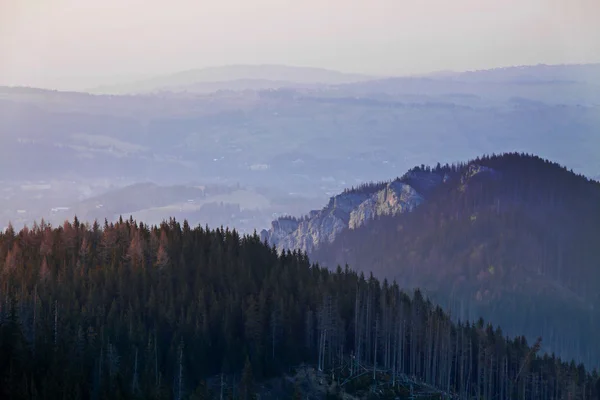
[1,217,600,399]
[279,152,600,369]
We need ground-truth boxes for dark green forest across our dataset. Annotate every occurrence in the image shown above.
[312,153,600,370]
[1,215,599,399]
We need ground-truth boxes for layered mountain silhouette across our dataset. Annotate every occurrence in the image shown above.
[264,153,600,368]
[88,64,375,94]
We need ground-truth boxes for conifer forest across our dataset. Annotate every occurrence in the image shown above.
[1,216,599,399]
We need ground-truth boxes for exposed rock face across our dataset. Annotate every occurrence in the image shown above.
[263,217,301,249]
[261,179,427,254]
[349,181,423,229]
[260,164,496,254]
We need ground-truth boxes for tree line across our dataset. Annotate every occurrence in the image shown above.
[0,216,599,399]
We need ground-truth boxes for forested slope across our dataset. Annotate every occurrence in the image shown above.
[312,153,600,369]
[1,217,599,399]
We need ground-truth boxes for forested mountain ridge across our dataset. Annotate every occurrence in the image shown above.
[310,153,600,369]
[1,218,599,399]
[260,162,487,254]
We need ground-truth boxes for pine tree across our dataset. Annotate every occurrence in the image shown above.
[240,356,255,400]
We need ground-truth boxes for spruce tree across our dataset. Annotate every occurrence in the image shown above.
[240,356,255,400]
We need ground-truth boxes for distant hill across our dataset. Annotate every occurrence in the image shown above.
[2,63,600,205]
[451,63,600,84]
[88,64,376,94]
[335,63,600,106]
[150,78,321,94]
[418,63,600,84]
[264,153,600,368]
[90,63,600,99]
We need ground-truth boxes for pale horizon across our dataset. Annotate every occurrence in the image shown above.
[2,0,600,90]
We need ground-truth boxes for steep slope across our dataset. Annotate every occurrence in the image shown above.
[309,153,600,368]
[1,219,598,399]
[261,153,600,368]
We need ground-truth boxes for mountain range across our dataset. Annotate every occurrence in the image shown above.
[2,62,600,397]
[88,64,376,94]
[2,63,600,236]
[262,153,600,369]
[87,63,600,95]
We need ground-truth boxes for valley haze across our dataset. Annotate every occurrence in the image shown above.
[1,63,599,236]
[3,0,600,398]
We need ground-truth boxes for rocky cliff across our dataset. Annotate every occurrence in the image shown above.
[261,175,435,253]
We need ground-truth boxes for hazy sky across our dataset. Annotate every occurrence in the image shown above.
[1,0,599,89]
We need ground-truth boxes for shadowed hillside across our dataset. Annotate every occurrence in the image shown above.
[311,153,600,369]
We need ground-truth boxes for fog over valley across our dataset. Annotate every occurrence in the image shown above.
[1,63,599,234]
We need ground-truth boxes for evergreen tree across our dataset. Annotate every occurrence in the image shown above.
[240,356,255,400]
[0,211,597,399]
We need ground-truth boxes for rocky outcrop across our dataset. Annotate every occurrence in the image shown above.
[261,164,497,254]
[349,181,423,229]
[261,179,427,254]
[263,217,301,248]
